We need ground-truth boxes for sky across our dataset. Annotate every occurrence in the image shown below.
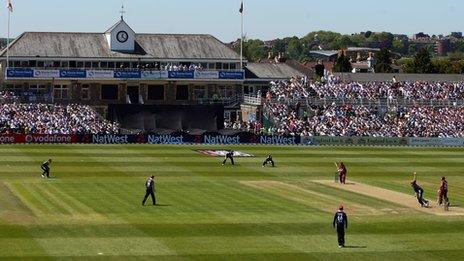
[0,0,463,42]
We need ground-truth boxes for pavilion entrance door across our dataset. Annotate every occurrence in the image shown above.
[127,85,140,104]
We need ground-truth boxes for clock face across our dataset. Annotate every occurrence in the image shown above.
[116,31,129,43]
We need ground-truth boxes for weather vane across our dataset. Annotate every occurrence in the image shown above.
[120,2,126,20]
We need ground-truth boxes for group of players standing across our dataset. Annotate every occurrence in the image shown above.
[40,156,451,210]
[221,150,275,167]
[334,162,450,210]
[410,172,450,210]
[39,154,451,248]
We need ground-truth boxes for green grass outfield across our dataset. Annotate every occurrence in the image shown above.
[0,144,463,260]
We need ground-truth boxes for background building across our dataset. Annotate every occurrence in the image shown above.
[0,18,245,107]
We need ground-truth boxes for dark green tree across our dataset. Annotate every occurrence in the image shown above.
[452,40,464,53]
[368,32,394,49]
[234,39,268,62]
[271,38,287,54]
[412,48,436,73]
[333,52,352,72]
[392,39,409,55]
[331,35,355,50]
[374,48,393,73]
[287,37,303,60]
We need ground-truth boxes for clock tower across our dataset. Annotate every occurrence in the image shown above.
[105,17,136,52]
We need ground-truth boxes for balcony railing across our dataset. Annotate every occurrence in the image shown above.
[270,97,464,108]
[5,68,245,81]
[243,95,263,106]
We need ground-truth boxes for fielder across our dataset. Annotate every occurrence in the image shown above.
[333,205,348,248]
[222,150,235,166]
[262,154,275,167]
[41,159,52,178]
[410,172,429,207]
[142,175,156,206]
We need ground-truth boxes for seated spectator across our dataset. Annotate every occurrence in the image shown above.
[0,103,120,134]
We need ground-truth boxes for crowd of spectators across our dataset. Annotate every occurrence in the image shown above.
[269,77,464,102]
[264,78,464,137]
[266,103,464,137]
[157,63,203,71]
[0,91,19,102]
[0,103,120,134]
[224,120,262,133]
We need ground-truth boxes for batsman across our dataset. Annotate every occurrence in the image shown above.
[437,176,450,210]
[335,162,347,184]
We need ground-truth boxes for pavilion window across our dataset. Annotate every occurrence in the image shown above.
[81,84,90,100]
[44,61,53,68]
[53,85,69,100]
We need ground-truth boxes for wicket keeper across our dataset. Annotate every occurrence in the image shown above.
[41,159,52,178]
[222,150,235,166]
[410,172,429,207]
[262,154,275,167]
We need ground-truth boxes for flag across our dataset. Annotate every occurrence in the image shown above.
[239,1,243,14]
[7,0,13,12]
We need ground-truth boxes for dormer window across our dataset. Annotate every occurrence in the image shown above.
[105,19,136,52]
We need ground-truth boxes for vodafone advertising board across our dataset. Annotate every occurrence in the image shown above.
[0,135,19,144]
[0,134,78,144]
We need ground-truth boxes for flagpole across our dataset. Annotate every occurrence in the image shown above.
[7,6,11,69]
[240,0,244,69]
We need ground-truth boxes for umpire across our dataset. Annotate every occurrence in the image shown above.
[142,175,156,206]
[333,205,348,248]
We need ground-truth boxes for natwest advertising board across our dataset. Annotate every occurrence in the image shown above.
[85,134,146,144]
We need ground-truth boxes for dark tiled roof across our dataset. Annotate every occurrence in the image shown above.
[0,32,241,60]
[246,63,305,79]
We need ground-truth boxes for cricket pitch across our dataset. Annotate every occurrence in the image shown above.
[314,180,464,216]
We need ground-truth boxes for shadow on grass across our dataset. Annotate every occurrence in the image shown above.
[344,245,367,249]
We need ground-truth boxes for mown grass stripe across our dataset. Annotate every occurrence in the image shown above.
[0,145,463,259]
